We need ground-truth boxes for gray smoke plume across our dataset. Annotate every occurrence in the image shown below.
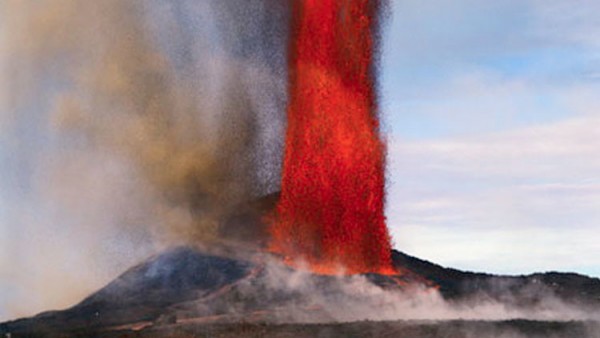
[0,0,289,320]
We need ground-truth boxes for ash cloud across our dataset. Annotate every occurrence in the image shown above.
[0,0,288,320]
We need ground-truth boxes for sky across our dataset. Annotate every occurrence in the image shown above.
[382,0,600,277]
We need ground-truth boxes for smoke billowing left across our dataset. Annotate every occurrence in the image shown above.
[0,0,289,320]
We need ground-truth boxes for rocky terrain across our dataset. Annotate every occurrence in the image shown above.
[2,244,600,337]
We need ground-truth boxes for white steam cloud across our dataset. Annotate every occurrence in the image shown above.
[255,259,600,324]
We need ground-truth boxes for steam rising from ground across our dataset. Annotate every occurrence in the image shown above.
[0,0,288,320]
[255,259,600,324]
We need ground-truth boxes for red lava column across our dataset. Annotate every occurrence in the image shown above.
[269,0,393,274]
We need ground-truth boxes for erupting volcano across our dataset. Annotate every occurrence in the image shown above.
[269,0,393,274]
[6,2,600,336]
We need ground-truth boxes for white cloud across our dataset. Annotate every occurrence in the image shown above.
[383,0,600,139]
[530,0,600,50]
[382,0,600,277]
[387,116,600,276]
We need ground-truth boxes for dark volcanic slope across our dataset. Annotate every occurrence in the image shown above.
[2,246,600,337]
[393,250,600,308]
[0,248,252,335]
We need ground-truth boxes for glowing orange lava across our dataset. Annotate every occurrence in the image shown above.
[269,0,393,275]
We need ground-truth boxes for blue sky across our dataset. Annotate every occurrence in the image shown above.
[382,0,600,276]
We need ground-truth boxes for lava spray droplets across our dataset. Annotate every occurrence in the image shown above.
[269,0,393,274]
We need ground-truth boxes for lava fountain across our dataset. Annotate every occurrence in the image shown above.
[269,0,393,274]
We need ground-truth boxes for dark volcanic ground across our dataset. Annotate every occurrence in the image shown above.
[2,245,600,337]
[99,320,600,338]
